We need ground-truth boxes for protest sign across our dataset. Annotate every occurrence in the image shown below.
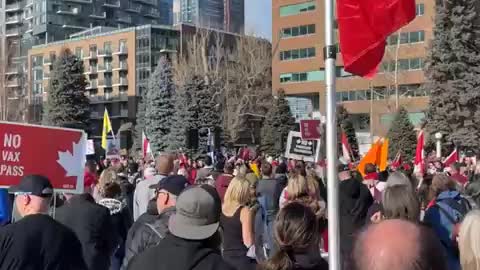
[285,131,321,162]
[106,139,120,160]
[86,139,95,155]
[0,122,86,193]
[300,119,322,140]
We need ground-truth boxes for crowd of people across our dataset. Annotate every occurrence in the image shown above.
[0,150,479,270]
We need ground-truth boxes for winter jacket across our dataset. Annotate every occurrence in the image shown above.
[121,207,175,269]
[339,178,373,256]
[424,191,469,270]
[273,174,288,210]
[98,198,133,270]
[55,194,116,270]
[0,214,87,270]
[133,174,166,221]
[127,233,235,270]
[0,189,11,226]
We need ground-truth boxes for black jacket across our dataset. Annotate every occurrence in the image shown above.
[55,194,116,270]
[0,214,87,270]
[273,174,288,210]
[339,178,373,255]
[127,233,235,270]
[289,252,329,270]
[122,207,175,269]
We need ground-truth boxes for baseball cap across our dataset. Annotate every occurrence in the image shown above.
[149,175,190,196]
[168,185,221,240]
[9,175,54,197]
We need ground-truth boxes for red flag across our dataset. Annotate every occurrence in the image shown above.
[341,132,352,162]
[443,149,459,167]
[414,130,425,175]
[391,151,402,169]
[337,0,416,77]
[142,131,152,159]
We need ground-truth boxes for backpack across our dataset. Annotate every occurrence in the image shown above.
[433,197,471,253]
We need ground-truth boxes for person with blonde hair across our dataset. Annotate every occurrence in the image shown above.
[221,177,256,269]
[279,175,325,218]
[459,210,480,270]
[93,167,118,202]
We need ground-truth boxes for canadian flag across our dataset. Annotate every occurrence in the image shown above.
[142,131,152,159]
[341,132,352,162]
[414,130,425,175]
[443,148,459,167]
[391,151,402,169]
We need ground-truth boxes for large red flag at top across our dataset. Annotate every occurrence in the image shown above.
[414,130,425,175]
[443,148,459,167]
[337,0,416,77]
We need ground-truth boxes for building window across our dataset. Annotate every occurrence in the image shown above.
[381,112,425,127]
[282,24,316,38]
[104,42,112,54]
[280,70,325,83]
[336,84,427,103]
[380,58,424,72]
[75,47,83,59]
[387,31,425,45]
[280,1,315,17]
[416,3,425,16]
[280,47,316,61]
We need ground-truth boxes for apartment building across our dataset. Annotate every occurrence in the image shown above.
[0,0,173,120]
[28,25,179,138]
[272,0,433,139]
[173,0,244,33]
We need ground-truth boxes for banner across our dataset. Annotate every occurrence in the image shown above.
[106,139,120,160]
[0,122,86,193]
[86,139,95,156]
[300,119,322,140]
[285,131,321,162]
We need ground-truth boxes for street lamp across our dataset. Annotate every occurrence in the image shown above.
[435,132,443,158]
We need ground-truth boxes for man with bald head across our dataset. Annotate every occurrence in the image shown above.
[133,154,174,220]
[351,219,448,270]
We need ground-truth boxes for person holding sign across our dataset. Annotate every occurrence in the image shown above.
[0,175,87,269]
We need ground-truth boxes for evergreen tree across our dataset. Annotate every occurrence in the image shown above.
[424,0,480,149]
[145,57,175,154]
[260,89,296,157]
[43,48,90,130]
[133,90,146,154]
[337,105,359,160]
[387,107,417,161]
[196,81,222,154]
[167,76,201,152]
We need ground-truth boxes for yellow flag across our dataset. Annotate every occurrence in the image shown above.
[101,109,112,149]
[357,139,383,176]
[379,138,389,172]
[250,163,260,178]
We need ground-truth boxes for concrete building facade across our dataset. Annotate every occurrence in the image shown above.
[28,25,179,138]
[1,0,174,121]
[173,0,244,33]
[272,0,433,142]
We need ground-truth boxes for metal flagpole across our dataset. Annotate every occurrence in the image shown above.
[324,0,340,269]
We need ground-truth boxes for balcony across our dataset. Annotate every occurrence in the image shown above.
[120,109,129,118]
[83,51,98,60]
[116,16,132,24]
[99,79,113,88]
[6,78,20,88]
[113,61,128,71]
[25,0,34,8]
[5,3,22,12]
[144,8,160,18]
[43,73,50,80]
[89,12,107,19]
[113,46,128,55]
[56,7,79,15]
[84,66,98,75]
[134,0,155,5]
[43,58,54,66]
[5,67,20,75]
[98,49,112,58]
[5,29,20,37]
[5,15,21,24]
[126,3,141,13]
[89,93,128,104]
[86,80,98,90]
[113,78,128,87]
[98,64,112,73]
[103,0,120,7]
[64,0,93,3]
